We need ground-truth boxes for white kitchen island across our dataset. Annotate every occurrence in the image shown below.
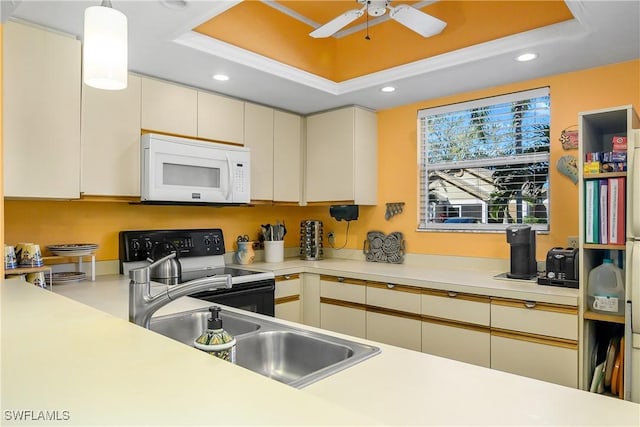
[2,274,639,426]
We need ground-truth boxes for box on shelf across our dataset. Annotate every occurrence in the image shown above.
[584,162,601,174]
[611,136,627,152]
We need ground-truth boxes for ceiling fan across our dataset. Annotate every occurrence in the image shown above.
[309,0,447,39]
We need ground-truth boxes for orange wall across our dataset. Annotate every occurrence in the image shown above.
[1,24,4,275]
[4,59,639,263]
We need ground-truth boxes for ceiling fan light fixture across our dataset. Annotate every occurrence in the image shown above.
[83,0,128,90]
[516,53,538,62]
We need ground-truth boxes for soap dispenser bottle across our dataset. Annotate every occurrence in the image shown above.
[194,306,236,362]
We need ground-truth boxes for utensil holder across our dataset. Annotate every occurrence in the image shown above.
[264,241,284,263]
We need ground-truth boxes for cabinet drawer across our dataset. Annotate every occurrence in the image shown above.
[274,274,300,299]
[491,332,578,388]
[422,290,490,326]
[422,319,490,368]
[320,276,366,304]
[491,298,578,340]
[366,282,421,314]
[366,311,421,351]
[320,303,366,338]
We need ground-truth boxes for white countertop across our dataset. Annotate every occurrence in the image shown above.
[242,257,579,305]
[3,259,637,426]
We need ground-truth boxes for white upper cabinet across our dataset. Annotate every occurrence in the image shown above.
[81,75,142,197]
[244,103,274,201]
[305,106,377,204]
[198,92,245,144]
[3,21,81,199]
[273,110,303,203]
[141,77,197,137]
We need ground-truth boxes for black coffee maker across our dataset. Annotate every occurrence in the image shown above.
[506,225,537,279]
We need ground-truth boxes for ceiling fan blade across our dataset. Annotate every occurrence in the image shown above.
[389,4,446,37]
[309,9,364,38]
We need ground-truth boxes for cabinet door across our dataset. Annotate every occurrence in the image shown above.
[273,111,302,203]
[422,319,490,368]
[244,103,274,201]
[320,302,366,338]
[81,75,141,196]
[320,276,366,304]
[367,310,421,351]
[302,273,321,327]
[306,108,355,202]
[141,77,197,137]
[198,91,244,144]
[275,274,301,323]
[353,107,377,205]
[491,331,578,388]
[3,22,81,198]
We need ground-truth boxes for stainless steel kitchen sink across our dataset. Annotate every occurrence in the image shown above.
[149,309,261,346]
[148,308,380,388]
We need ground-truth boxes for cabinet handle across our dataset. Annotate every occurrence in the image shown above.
[337,277,345,282]
[447,291,458,298]
[283,275,291,280]
[386,284,395,289]
[524,301,537,309]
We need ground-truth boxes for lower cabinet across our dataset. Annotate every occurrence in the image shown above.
[489,298,578,388]
[319,276,366,338]
[422,319,491,368]
[367,309,421,351]
[274,274,301,324]
[320,302,366,338]
[490,331,578,388]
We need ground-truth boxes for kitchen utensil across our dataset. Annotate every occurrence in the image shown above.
[50,271,87,284]
[363,231,405,264]
[148,241,181,282]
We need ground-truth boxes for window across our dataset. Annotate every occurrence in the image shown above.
[418,88,550,232]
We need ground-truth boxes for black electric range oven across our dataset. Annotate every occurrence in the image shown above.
[119,229,275,316]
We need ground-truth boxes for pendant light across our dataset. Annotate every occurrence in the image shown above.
[83,0,128,90]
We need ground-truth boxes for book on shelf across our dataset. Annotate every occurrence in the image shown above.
[599,179,608,245]
[585,180,599,244]
[608,177,625,245]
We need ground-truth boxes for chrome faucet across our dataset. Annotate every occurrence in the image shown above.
[129,253,232,328]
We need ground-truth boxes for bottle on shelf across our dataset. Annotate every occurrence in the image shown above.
[587,259,624,316]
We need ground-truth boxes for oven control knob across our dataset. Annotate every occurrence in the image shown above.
[203,236,211,246]
[131,240,141,251]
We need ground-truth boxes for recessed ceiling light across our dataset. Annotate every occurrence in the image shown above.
[381,86,396,93]
[212,74,230,82]
[516,53,538,62]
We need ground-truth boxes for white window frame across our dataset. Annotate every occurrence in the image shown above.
[417,87,551,232]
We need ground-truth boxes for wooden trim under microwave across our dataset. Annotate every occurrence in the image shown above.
[491,297,578,315]
[320,275,367,286]
[275,295,300,305]
[320,297,367,311]
[491,328,578,350]
[422,288,490,304]
[366,281,422,294]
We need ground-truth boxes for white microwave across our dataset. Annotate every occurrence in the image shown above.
[141,133,250,204]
